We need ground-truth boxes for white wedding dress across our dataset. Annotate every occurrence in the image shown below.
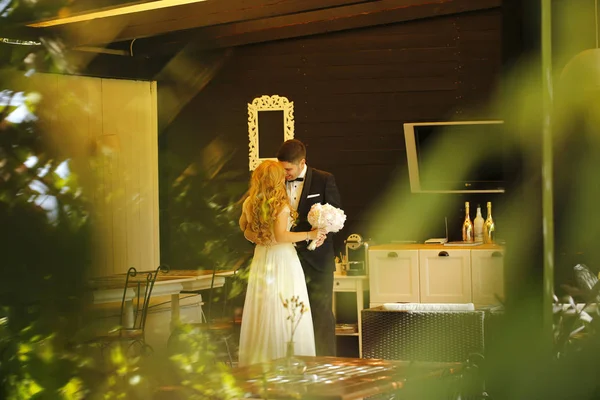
[238,205,316,367]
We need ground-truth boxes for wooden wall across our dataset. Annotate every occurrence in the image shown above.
[162,8,503,256]
[31,74,160,277]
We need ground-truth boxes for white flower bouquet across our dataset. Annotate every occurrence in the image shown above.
[306,203,346,250]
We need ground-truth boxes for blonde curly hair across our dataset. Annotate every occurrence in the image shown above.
[246,160,297,244]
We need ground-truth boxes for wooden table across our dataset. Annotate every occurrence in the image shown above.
[89,269,234,330]
[166,269,235,329]
[232,356,461,399]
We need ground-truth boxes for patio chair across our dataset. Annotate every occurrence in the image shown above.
[85,264,170,357]
[168,268,238,366]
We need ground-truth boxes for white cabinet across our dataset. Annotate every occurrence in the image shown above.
[368,244,504,305]
[419,249,471,303]
[332,275,368,357]
[368,249,419,306]
[471,249,505,305]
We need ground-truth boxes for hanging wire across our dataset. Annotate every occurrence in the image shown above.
[130,38,137,57]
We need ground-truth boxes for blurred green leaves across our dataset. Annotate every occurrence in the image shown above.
[169,325,242,400]
[165,136,250,273]
[0,321,91,399]
[1,1,243,399]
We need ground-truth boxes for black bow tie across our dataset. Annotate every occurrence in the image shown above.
[288,177,304,183]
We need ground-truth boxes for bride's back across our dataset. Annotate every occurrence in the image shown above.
[243,198,292,246]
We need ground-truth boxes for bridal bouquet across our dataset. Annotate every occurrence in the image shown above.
[306,203,346,250]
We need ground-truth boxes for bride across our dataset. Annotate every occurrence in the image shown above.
[238,160,324,367]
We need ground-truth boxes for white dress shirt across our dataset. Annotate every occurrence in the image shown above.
[286,164,307,211]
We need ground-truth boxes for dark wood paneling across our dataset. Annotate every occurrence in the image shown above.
[226,47,460,69]
[308,134,402,150]
[296,120,413,137]
[162,7,502,256]
[453,10,502,110]
[300,103,458,122]
[305,77,457,94]
[302,91,461,108]
[233,17,458,56]
[217,62,459,82]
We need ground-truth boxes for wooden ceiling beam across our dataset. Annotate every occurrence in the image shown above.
[45,0,373,47]
[141,0,500,55]
[130,0,502,56]
[55,0,162,15]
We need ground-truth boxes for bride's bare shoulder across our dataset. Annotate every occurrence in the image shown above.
[277,204,291,216]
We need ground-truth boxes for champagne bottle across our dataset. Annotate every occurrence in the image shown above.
[473,205,484,242]
[483,201,495,244]
[462,201,473,242]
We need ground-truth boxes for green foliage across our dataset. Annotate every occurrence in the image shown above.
[0,59,93,400]
[1,2,245,399]
[554,277,600,358]
[165,143,250,272]
[163,139,253,310]
[168,326,243,400]
[0,319,91,399]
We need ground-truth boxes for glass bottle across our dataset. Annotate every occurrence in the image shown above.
[462,201,473,242]
[473,205,484,242]
[483,201,495,244]
[275,341,307,376]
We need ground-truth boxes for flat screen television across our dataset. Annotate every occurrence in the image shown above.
[404,120,506,193]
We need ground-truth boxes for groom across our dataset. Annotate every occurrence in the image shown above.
[277,139,341,357]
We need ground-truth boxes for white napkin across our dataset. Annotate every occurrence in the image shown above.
[382,303,475,311]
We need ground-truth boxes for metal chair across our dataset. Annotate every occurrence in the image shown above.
[86,264,170,357]
[168,268,238,366]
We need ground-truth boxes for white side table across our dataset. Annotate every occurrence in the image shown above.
[332,274,369,357]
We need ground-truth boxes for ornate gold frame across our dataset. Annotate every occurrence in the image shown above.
[248,95,294,170]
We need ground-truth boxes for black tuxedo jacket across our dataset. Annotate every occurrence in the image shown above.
[291,167,342,272]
